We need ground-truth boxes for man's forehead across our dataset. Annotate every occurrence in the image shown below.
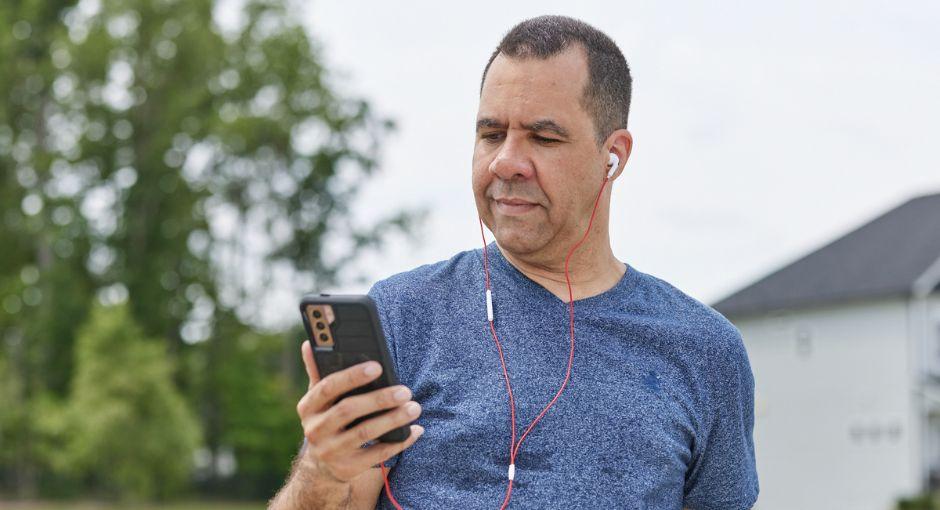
[480,45,589,96]
[477,47,590,129]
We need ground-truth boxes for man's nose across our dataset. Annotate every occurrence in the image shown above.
[488,135,535,181]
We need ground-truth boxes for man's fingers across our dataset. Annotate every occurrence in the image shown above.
[297,359,385,426]
[301,340,320,389]
[309,361,383,411]
[319,384,413,436]
[307,425,424,484]
[329,399,421,451]
[292,357,415,484]
[353,425,424,471]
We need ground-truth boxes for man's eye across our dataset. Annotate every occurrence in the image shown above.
[534,135,561,144]
[481,132,504,143]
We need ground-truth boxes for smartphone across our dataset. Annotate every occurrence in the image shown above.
[299,293,411,443]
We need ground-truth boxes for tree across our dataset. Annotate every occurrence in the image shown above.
[0,0,419,499]
[44,303,201,501]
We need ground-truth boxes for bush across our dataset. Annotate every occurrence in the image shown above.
[45,304,202,501]
[898,493,940,510]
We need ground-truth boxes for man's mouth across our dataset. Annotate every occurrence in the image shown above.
[493,198,538,216]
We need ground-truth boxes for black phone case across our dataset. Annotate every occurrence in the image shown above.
[299,293,411,443]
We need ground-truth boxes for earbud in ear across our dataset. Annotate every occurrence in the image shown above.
[606,153,620,179]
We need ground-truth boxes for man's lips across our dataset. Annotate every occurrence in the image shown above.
[493,197,538,215]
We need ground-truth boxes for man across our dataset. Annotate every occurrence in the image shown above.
[269,15,759,510]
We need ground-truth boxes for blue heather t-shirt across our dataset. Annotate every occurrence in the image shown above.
[309,243,759,509]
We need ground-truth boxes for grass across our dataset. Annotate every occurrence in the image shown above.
[0,501,267,510]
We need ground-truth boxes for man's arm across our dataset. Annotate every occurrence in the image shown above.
[267,450,385,510]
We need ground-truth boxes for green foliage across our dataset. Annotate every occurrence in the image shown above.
[42,304,201,501]
[1,0,418,501]
[2,501,266,510]
[0,353,24,468]
[212,328,304,497]
[898,492,940,510]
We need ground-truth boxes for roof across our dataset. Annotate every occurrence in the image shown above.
[711,191,940,318]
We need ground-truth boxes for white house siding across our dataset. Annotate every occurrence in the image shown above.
[729,297,916,510]
[916,294,940,492]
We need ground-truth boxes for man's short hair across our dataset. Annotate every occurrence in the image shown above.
[480,15,632,146]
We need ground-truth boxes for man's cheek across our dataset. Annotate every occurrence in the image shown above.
[470,171,490,197]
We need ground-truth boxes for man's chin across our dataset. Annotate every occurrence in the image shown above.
[491,228,546,257]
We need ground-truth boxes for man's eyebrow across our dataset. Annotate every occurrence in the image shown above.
[476,118,506,132]
[475,118,571,138]
[522,119,570,138]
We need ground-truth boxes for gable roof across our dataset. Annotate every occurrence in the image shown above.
[711,191,940,318]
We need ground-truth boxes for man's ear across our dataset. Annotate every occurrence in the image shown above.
[604,129,633,181]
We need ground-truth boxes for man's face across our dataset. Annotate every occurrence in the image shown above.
[472,46,607,257]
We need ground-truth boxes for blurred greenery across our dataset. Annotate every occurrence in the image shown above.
[1,502,266,509]
[897,492,940,510]
[0,0,418,504]
[40,304,201,500]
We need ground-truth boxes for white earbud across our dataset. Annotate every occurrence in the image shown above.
[606,152,620,179]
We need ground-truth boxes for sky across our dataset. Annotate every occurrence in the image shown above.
[291,0,940,319]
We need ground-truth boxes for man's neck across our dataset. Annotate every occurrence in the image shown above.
[496,239,626,303]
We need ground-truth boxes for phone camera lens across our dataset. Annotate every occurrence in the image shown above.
[319,333,329,342]
[315,322,325,330]
[312,310,322,319]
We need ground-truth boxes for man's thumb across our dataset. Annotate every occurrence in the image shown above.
[301,340,320,388]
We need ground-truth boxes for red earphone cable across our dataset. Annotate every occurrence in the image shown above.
[380,174,612,509]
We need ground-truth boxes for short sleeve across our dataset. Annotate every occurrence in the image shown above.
[683,327,760,510]
[368,281,401,379]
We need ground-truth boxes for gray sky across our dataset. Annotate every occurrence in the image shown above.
[298,1,940,311]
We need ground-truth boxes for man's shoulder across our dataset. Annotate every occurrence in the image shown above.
[637,270,753,411]
[368,247,480,305]
[635,268,744,353]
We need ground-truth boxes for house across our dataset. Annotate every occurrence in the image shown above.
[711,191,940,510]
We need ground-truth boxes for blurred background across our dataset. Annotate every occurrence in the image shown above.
[1,0,939,509]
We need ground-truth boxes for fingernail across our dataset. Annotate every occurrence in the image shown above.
[414,425,425,437]
[394,387,411,402]
[363,363,381,376]
[406,402,421,417]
